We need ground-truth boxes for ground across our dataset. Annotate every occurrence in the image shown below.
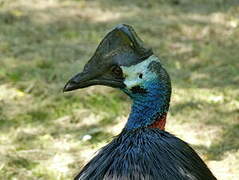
[0,0,239,179]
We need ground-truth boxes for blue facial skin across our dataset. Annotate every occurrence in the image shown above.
[120,55,171,130]
[122,80,169,130]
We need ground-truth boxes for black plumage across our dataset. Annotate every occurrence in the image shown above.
[75,128,216,180]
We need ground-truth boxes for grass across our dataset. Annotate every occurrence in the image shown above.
[0,0,239,179]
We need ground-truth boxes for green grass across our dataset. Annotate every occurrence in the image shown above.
[0,0,239,179]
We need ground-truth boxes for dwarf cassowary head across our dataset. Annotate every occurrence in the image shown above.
[64,24,171,129]
[64,24,171,105]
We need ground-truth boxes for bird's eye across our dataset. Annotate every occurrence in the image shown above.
[139,73,143,79]
[111,65,123,77]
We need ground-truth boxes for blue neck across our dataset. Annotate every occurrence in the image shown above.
[122,81,170,130]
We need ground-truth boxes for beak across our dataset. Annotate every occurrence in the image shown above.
[63,71,93,92]
[63,69,125,92]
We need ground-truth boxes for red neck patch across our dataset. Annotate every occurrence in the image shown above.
[148,113,167,130]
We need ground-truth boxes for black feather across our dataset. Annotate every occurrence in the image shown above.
[75,128,216,180]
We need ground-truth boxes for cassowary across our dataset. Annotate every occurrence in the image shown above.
[64,24,217,180]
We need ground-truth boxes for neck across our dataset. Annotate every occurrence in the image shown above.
[124,82,170,131]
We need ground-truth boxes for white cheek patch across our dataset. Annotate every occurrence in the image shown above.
[121,55,160,89]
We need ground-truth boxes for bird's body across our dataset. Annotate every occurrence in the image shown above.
[75,128,215,180]
[64,24,217,180]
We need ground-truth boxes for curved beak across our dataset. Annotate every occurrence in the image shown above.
[63,70,125,92]
[63,72,92,92]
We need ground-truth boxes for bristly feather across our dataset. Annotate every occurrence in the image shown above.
[74,128,216,180]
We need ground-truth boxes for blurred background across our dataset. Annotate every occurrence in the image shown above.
[0,0,239,179]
